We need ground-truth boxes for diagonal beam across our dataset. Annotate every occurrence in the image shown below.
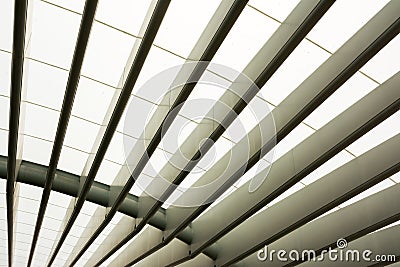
[67,1,249,266]
[134,128,400,267]
[55,1,169,266]
[83,0,246,264]
[138,3,400,267]
[6,0,28,266]
[117,236,215,267]
[234,177,400,267]
[299,220,400,266]
[102,0,337,266]
[26,1,99,266]
[45,1,172,266]
[142,70,400,267]
[166,6,400,267]
[215,131,400,266]
[290,183,400,266]
[184,45,399,265]
[82,2,251,265]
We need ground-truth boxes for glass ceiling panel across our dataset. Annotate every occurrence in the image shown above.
[0,0,14,51]
[15,232,31,246]
[80,22,136,87]
[360,36,400,83]
[44,0,86,14]
[21,135,52,166]
[29,0,81,69]
[72,208,121,267]
[53,257,67,267]
[19,183,42,200]
[224,96,274,143]
[154,0,222,58]
[63,235,79,251]
[182,73,230,119]
[14,183,43,266]
[71,77,115,125]
[306,0,391,53]
[63,117,100,153]
[0,227,4,237]
[95,0,152,37]
[146,147,172,179]
[94,159,121,185]
[259,39,331,106]
[74,208,96,228]
[105,132,137,166]
[0,51,12,97]
[33,191,72,266]
[45,203,68,221]
[15,211,37,227]
[0,96,9,130]
[0,177,5,194]
[58,146,89,176]
[102,224,154,266]
[248,0,301,22]
[0,191,7,264]
[173,118,199,149]
[57,202,98,264]
[133,46,185,98]
[162,189,184,209]
[100,219,139,266]
[71,227,85,240]
[117,95,155,138]
[24,59,68,110]
[23,103,59,140]
[77,248,94,266]
[211,6,280,75]
[129,173,153,196]
[197,137,235,171]
[158,115,193,155]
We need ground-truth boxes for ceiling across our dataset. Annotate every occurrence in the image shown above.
[0,0,399,266]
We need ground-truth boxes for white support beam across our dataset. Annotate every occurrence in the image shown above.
[299,223,400,266]
[116,1,400,265]
[90,1,331,264]
[188,69,400,264]
[186,1,400,257]
[86,0,250,264]
[109,225,164,267]
[261,181,400,267]
[215,132,400,266]
[167,72,400,266]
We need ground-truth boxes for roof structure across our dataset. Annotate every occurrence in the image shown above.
[0,0,399,266]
